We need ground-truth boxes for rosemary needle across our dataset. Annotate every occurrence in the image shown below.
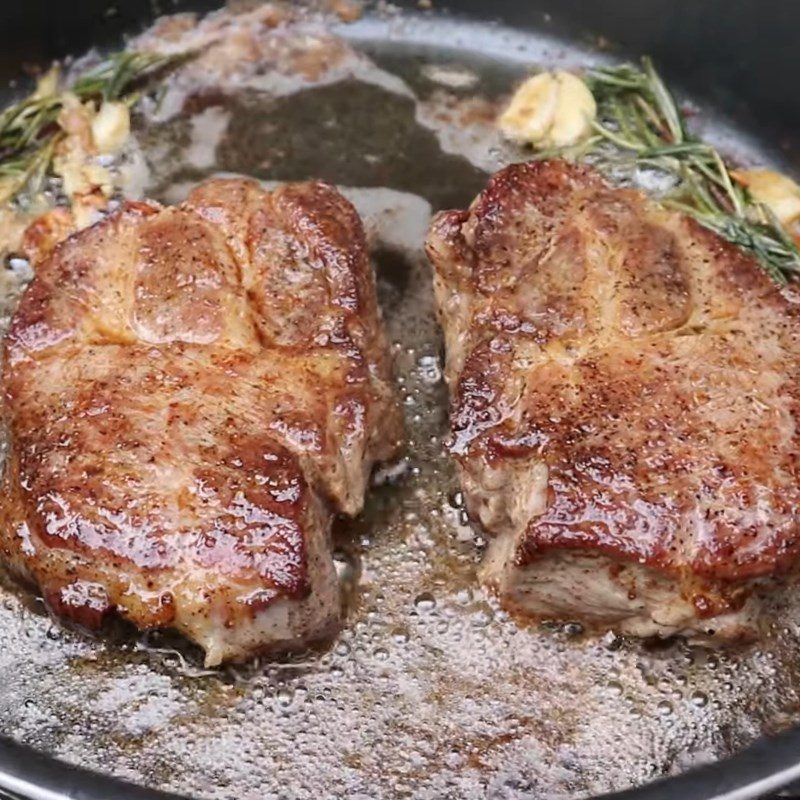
[539,57,800,284]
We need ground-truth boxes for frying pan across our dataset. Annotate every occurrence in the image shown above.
[0,1,799,799]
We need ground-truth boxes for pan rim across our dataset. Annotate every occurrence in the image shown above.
[1,723,800,800]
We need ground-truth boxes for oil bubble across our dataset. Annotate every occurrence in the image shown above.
[414,592,436,612]
[691,691,709,707]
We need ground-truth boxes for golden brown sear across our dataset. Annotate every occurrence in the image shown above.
[0,178,402,666]
[426,159,800,640]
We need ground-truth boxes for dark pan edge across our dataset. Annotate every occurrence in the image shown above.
[597,725,800,800]
[0,737,190,800]
[2,725,800,800]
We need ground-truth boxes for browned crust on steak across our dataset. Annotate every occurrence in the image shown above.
[426,159,800,633]
[0,178,402,664]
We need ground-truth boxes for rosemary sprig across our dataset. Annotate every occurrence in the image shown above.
[541,57,800,283]
[0,50,188,205]
[70,51,187,103]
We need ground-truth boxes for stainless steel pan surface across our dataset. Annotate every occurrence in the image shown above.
[0,2,798,799]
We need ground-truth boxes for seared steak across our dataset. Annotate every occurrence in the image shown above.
[0,178,402,665]
[426,159,800,640]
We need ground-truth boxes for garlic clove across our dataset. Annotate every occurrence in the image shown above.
[498,72,559,145]
[53,154,91,197]
[545,71,597,148]
[91,101,131,154]
[32,66,60,101]
[498,70,596,149]
[733,169,800,231]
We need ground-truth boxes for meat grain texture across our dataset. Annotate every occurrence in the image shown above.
[426,159,800,640]
[0,178,402,666]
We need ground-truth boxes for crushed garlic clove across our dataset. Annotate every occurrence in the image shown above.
[546,72,597,148]
[31,66,60,101]
[733,169,800,231]
[498,72,559,145]
[53,154,114,200]
[53,95,120,203]
[91,101,131,154]
[56,93,95,150]
[498,70,596,149]
[53,153,91,197]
